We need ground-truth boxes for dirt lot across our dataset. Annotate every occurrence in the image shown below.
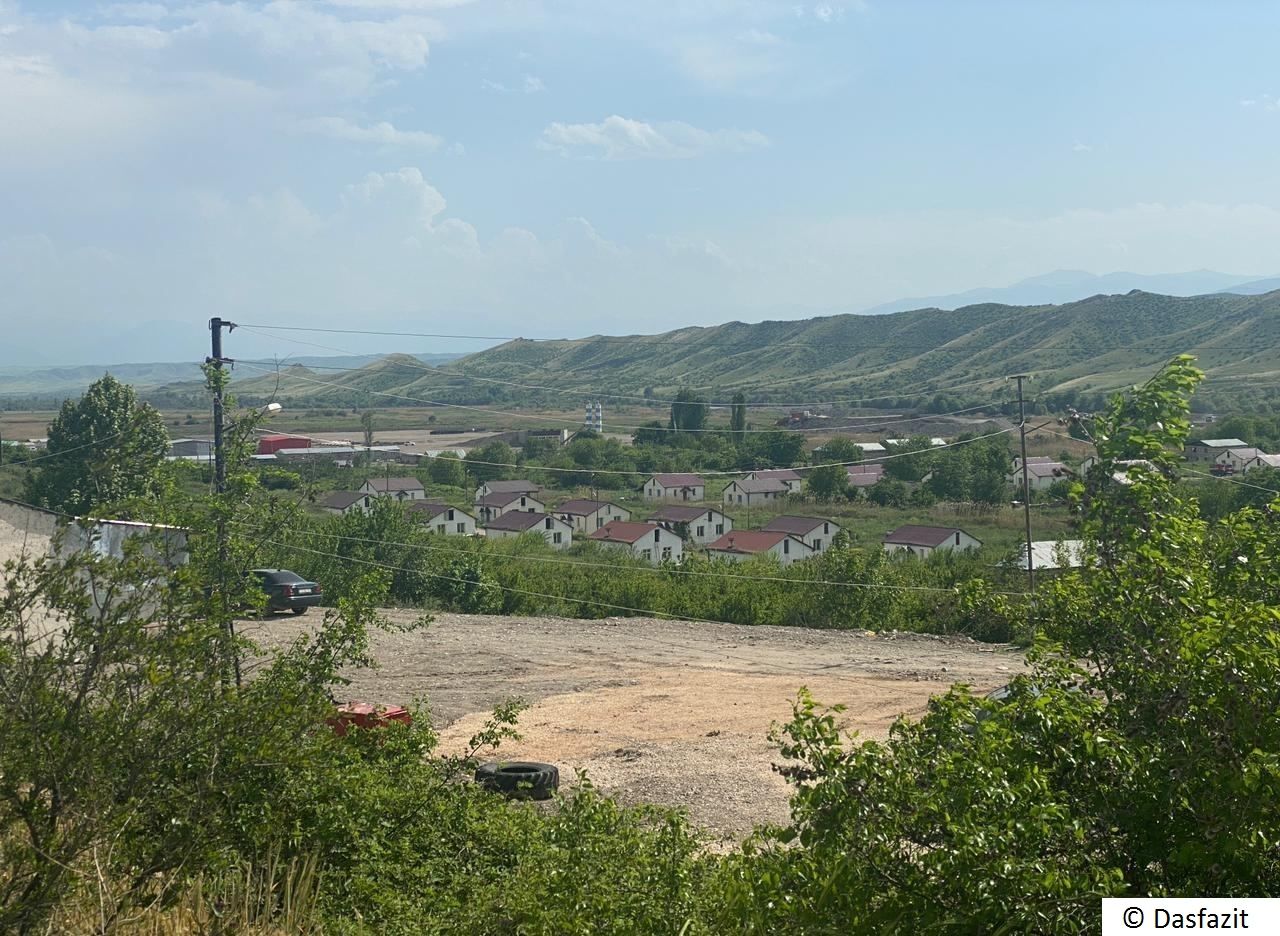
[248,611,1023,840]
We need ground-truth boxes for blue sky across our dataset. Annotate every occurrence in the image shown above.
[2,0,1280,364]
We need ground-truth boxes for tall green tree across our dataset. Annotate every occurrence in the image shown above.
[25,374,169,515]
[670,388,709,434]
[466,440,516,484]
[805,464,848,501]
[360,410,377,448]
[428,451,468,487]
[730,392,747,440]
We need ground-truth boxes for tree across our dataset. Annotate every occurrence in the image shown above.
[730,392,747,440]
[720,356,1280,932]
[670,388,709,434]
[26,374,169,515]
[428,451,468,487]
[805,463,849,501]
[360,410,376,448]
[867,477,907,507]
[819,437,863,464]
[466,440,516,484]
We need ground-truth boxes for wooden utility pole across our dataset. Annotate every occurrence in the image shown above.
[1011,374,1035,595]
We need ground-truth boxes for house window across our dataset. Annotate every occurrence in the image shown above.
[447,510,454,521]
[955,532,960,546]
[642,549,652,560]
[696,525,705,537]
[737,495,743,504]
[654,529,661,541]
[520,497,526,507]
[436,524,446,535]
[596,517,603,529]
[783,539,790,555]
[823,522,829,535]
[707,511,713,521]
[553,532,563,544]
[661,547,672,561]
[456,523,466,534]
[545,518,553,529]
[813,539,822,551]
[716,524,724,534]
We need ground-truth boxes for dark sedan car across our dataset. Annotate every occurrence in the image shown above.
[249,569,324,615]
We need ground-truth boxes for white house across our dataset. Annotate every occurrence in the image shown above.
[1244,452,1280,472]
[318,491,371,516]
[589,521,682,565]
[407,501,477,536]
[1010,460,1071,492]
[882,524,982,557]
[761,516,841,555]
[1016,539,1086,571]
[475,479,542,502]
[706,530,814,567]
[555,499,631,533]
[475,491,545,523]
[721,478,788,507]
[746,468,804,495]
[1184,438,1249,463]
[642,473,706,502]
[484,511,573,549]
[360,477,426,501]
[648,505,733,546]
[1213,447,1265,475]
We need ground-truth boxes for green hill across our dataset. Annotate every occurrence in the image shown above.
[218,289,1280,412]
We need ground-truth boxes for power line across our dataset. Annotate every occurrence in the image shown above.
[8,429,132,466]
[231,359,1004,436]
[261,523,992,595]
[234,324,1010,409]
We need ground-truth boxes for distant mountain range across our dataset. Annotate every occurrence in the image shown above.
[214,288,1280,412]
[859,269,1280,316]
[0,353,464,397]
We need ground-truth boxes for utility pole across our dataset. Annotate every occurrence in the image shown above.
[1011,374,1035,595]
[208,317,236,493]
[207,317,240,687]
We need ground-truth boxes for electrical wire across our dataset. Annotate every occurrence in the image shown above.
[234,324,1010,409]
[258,523,993,595]
[231,359,1004,436]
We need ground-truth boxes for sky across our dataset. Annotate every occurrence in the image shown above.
[2,0,1280,365]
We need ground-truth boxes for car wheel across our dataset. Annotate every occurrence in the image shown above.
[291,607,308,616]
[475,761,559,800]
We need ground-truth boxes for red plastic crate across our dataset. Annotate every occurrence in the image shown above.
[328,702,412,737]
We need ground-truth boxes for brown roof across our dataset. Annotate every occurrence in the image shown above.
[727,478,788,494]
[407,501,472,520]
[762,516,834,536]
[589,521,662,545]
[365,477,424,493]
[477,491,543,508]
[319,491,366,510]
[556,499,618,516]
[882,525,979,548]
[649,505,724,523]
[485,512,561,533]
[847,463,884,476]
[1023,461,1070,479]
[482,479,541,494]
[649,473,704,488]
[707,530,794,554]
[751,468,802,482]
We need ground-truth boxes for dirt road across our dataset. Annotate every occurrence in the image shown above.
[248,611,1024,839]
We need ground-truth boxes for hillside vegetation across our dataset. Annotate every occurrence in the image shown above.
[218,289,1280,412]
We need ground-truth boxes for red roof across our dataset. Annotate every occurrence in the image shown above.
[751,468,802,481]
[556,499,617,516]
[707,530,793,554]
[485,512,560,532]
[762,516,832,535]
[727,478,788,494]
[649,473,704,488]
[883,525,979,548]
[589,520,662,545]
[649,505,723,523]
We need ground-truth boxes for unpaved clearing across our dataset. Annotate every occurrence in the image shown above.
[247,611,1024,838]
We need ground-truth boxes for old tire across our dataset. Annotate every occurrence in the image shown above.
[475,761,559,801]
[291,606,308,615]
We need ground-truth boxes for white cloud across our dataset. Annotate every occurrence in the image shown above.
[1240,93,1278,111]
[296,115,443,149]
[483,74,546,94]
[1073,141,1092,152]
[100,3,171,21]
[539,115,769,160]
[523,74,545,93]
[325,0,477,8]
